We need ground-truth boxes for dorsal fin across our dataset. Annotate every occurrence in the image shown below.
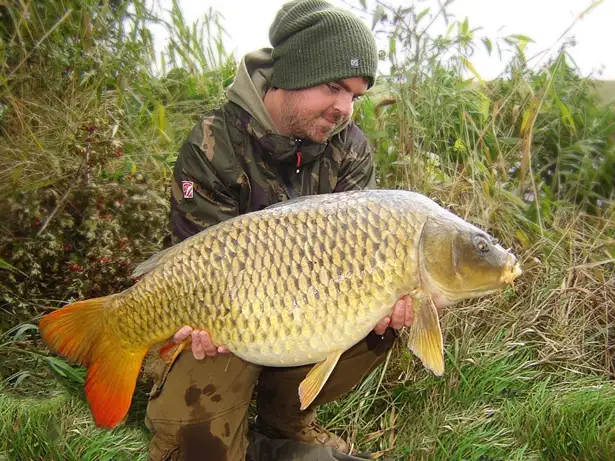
[131,245,177,277]
[263,195,317,211]
[131,219,227,278]
[263,192,362,211]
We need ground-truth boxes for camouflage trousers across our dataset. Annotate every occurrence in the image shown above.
[144,329,397,461]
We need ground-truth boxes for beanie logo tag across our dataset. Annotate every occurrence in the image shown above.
[350,57,360,68]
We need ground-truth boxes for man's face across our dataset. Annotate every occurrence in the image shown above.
[279,77,368,143]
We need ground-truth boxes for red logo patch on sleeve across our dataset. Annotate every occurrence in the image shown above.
[182,181,194,199]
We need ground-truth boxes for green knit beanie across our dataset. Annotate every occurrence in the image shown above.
[269,0,378,90]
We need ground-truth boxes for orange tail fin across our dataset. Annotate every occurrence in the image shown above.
[39,296,148,428]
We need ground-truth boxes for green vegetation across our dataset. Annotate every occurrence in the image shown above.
[1,0,613,459]
[594,80,615,104]
[0,390,149,461]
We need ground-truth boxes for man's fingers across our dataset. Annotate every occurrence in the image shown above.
[191,330,205,360]
[374,317,390,335]
[187,329,226,359]
[404,296,414,327]
[389,298,406,330]
[173,325,193,343]
[201,331,218,357]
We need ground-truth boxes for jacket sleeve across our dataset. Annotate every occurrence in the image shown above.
[334,123,377,192]
[170,113,242,244]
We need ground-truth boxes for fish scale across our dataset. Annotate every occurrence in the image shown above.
[39,189,522,427]
[113,191,413,366]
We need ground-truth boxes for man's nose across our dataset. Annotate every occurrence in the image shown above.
[333,93,354,119]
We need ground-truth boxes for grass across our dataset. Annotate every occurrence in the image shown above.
[1,0,614,459]
[504,382,615,460]
[318,332,615,460]
[2,332,614,460]
[593,80,615,104]
[0,323,154,460]
[0,390,149,461]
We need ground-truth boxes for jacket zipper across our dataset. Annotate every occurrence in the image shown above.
[295,138,302,174]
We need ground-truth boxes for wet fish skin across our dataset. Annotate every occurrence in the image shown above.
[39,189,522,427]
[115,190,420,366]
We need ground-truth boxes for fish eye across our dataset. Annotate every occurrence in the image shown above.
[473,235,490,253]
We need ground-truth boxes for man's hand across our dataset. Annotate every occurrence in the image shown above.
[173,325,230,360]
[373,295,413,335]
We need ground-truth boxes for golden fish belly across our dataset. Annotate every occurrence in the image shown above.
[226,289,404,367]
[113,191,426,366]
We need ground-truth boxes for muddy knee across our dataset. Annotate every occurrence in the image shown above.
[145,352,260,461]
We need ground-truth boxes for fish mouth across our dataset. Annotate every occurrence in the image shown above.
[499,254,523,285]
[431,255,523,305]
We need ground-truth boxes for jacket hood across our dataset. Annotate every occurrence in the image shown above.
[226,49,349,167]
[226,48,279,134]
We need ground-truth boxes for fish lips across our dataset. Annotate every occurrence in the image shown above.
[426,251,523,306]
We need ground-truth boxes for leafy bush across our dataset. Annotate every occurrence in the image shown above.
[0,177,169,322]
[0,0,234,323]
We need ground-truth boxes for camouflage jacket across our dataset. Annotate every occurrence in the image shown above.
[170,50,375,243]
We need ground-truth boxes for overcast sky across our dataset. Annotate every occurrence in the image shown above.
[149,0,614,80]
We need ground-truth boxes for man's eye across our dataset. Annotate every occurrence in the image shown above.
[327,84,340,92]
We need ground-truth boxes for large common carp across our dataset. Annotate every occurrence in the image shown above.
[39,189,522,428]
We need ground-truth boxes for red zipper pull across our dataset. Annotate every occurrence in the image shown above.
[296,151,302,173]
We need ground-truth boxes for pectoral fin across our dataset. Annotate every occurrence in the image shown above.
[298,350,343,410]
[407,297,444,375]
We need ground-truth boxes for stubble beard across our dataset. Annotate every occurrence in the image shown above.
[280,95,346,144]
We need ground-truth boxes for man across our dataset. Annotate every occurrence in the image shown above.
[145,1,413,460]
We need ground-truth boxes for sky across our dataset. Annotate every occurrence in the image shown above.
[148,0,614,80]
